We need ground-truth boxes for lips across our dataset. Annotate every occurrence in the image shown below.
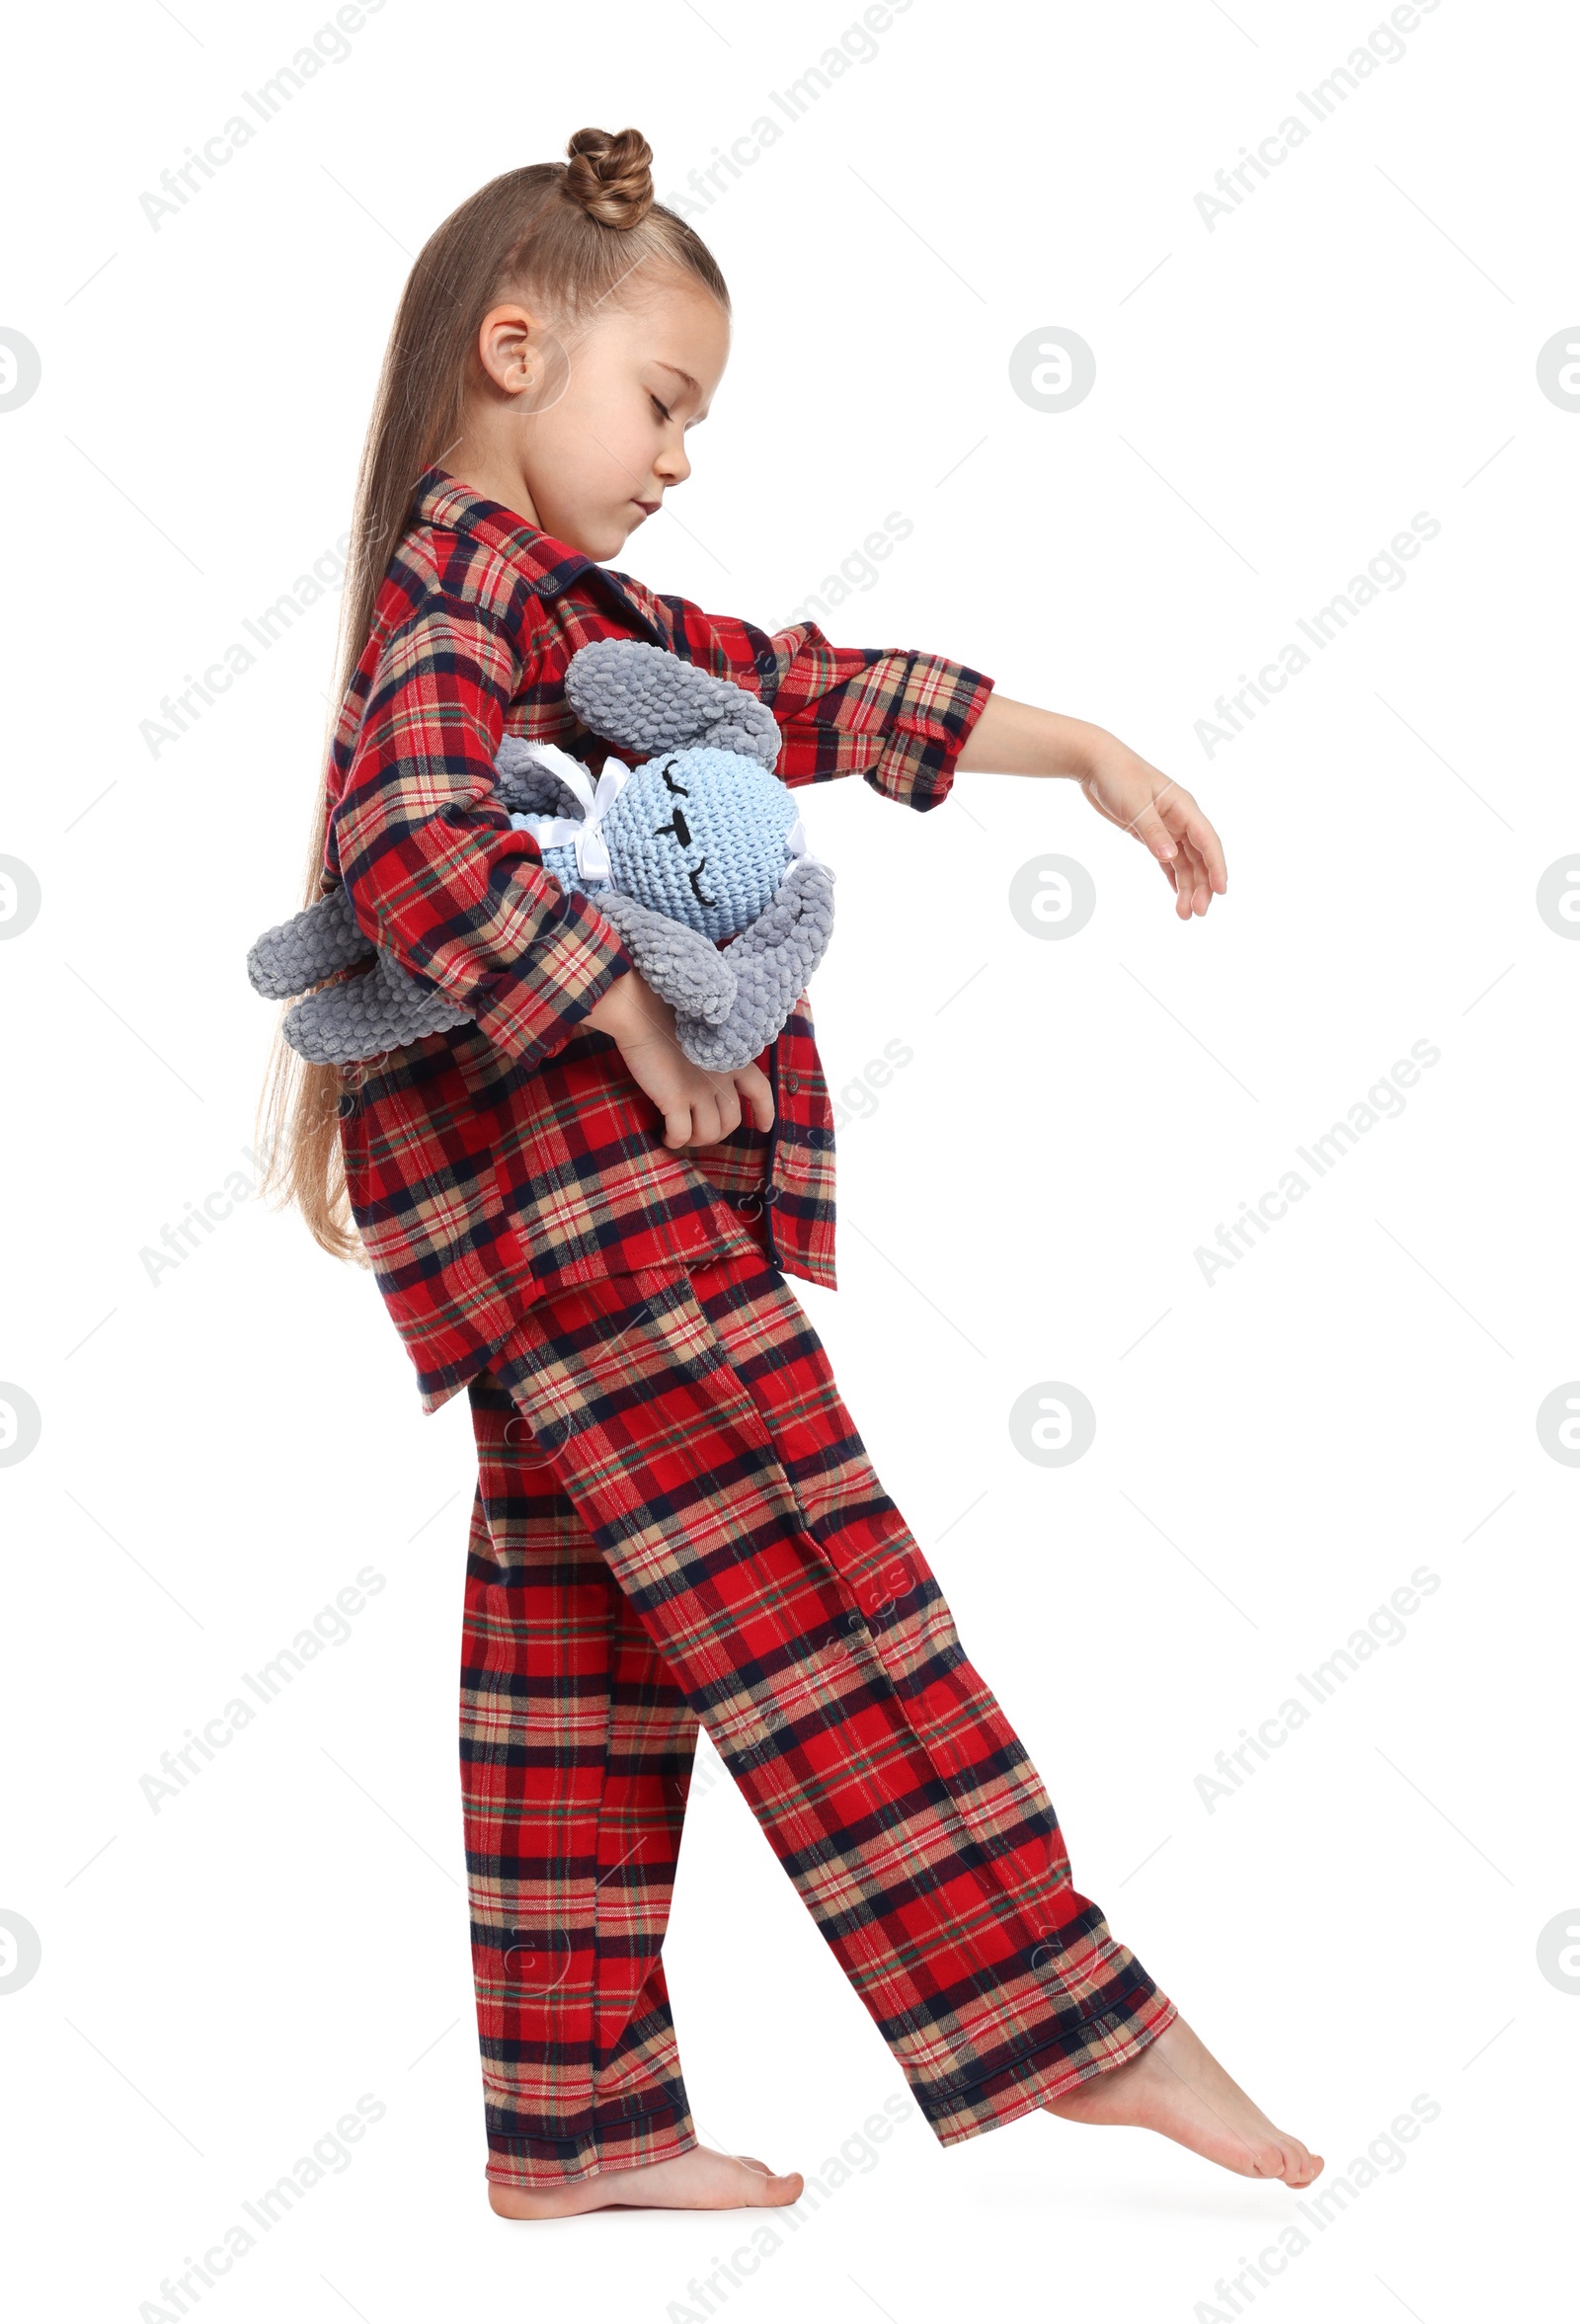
[632,499,661,516]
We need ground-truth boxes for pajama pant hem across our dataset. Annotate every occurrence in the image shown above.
[485,2110,698,2190]
[927,1983,1180,2147]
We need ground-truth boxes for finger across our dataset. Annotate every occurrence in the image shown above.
[1156,842,1187,910]
[1185,807,1228,893]
[1159,793,1228,893]
[712,1080,744,1140]
[1191,841,1216,916]
[1130,799,1179,864]
[739,1068,775,1132]
[689,1091,724,1148]
[661,1099,695,1150]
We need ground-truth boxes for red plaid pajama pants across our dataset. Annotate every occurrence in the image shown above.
[461,1245,1175,2188]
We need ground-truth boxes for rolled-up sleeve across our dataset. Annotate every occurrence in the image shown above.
[619,579,994,813]
[330,596,634,1064]
[762,627,995,812]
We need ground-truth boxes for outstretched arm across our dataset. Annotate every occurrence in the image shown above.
[604,573,1224,916]
[957,693,1227,921]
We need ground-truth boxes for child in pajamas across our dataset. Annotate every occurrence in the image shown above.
[266,123,1321,2216]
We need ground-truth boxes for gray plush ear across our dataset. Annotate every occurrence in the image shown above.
[248,885,373,1000]
[493,737,588,819]
[280,951,470,1065]
[672,856,835,1073]
[564,638,780,770]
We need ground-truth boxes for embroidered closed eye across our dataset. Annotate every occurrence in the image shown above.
[653,790,717,909]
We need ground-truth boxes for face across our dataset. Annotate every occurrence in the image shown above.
[451,273,730,559]
[607,753,795,940]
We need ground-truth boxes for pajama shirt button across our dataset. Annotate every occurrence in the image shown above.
[782,1070,800,1093]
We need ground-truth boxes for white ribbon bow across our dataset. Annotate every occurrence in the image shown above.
[509,741,635,881]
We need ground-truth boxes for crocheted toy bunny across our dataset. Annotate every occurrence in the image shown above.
[248,640,836,1073]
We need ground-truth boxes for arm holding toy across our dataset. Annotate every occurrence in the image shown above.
[584,973,773,1153]
[253,622,798,1146]
[327,597,638,1063]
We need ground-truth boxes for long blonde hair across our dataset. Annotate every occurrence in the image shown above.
[256,126,730,1260]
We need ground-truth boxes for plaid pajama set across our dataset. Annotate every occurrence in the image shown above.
[328,472,1175,2188]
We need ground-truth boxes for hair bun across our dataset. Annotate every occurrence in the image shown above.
[563,126,655,230]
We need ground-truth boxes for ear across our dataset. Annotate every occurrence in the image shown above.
[475,302,555,400]
[565,639,781,767]
[493,737,586,819]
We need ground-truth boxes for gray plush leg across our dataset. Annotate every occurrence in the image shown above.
[281,951,471,1065]
[594,890,737,1026]
[248,885,373,1000]
[672,856,835,1073]
[565,639,780,769]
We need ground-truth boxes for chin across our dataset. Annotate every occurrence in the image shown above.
[564,517,630,561]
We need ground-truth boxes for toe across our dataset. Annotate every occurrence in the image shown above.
[756,2170,804,2206]
[1245,2142,1289,2180]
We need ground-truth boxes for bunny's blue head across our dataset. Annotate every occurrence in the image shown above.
[599,748,802,939]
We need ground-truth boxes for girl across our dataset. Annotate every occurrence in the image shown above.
[262,125,1320,2220]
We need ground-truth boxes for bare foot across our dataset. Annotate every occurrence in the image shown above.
[1045,2016,1323,2188]
[488,2142,804,2219]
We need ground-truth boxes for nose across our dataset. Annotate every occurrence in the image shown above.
[655,436,690,488]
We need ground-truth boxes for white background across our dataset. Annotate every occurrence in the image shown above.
[1,1,1574,2318]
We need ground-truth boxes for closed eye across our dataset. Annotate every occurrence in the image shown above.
[650,392,673,424]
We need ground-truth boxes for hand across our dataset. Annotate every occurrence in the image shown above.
[957,693,1227,920]
[585,971,775,1149]
[1074,732,1227,920]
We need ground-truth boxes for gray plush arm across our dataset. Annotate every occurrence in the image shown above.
[248,885,373,998]
[248,885,469,1063]
[275,953,470,1065]
[672,856,836,1073]
[593,892,737,1025]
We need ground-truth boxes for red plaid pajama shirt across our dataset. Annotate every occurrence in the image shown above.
[324,472,1174,2184]
[328,469,994,1414]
